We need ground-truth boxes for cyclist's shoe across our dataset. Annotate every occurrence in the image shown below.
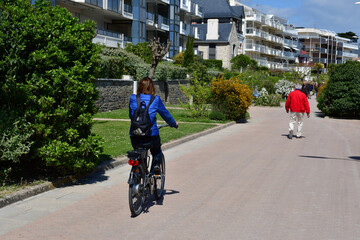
[154,164,161,175]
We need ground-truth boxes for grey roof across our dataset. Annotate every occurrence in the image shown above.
[194,23,233,43]
[196,0,243,20]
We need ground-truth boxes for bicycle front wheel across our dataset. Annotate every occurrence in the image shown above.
[154,153,165,200]
[129,164,145,217]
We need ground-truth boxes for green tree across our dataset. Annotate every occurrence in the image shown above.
[313,63,324,83]
[231,54,252,72]
[0,0,103,177]
[125,42,153,64]
[183,36,194,68]
[337,31,358,43]
[317,61,360,118]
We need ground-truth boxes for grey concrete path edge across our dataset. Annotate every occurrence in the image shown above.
[0,121,236,208]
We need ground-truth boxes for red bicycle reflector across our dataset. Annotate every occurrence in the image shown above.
[128,160,139,166]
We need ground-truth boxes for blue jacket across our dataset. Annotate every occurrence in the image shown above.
[129,94,177,136]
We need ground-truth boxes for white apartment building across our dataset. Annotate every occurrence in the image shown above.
[297,28,359,66]
[229,0,301,70]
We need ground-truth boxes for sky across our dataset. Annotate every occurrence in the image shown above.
[241,0,360,39]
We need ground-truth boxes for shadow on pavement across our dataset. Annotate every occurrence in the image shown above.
[315,111,325,118]
[299,155,360,162]
[137,189,180,217]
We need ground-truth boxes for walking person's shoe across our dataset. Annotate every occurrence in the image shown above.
[288,130,293,139]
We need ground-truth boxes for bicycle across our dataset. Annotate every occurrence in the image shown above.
[127,124,168,217]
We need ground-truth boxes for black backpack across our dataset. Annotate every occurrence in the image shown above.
[130,95,156,136]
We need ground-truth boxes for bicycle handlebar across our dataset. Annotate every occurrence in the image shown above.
[157,123,169,129]
[157,123,178,129]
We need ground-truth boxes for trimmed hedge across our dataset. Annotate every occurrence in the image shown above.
[204,59,223,70]
[317,61,360,118]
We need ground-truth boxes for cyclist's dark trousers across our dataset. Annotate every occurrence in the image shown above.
[130,135,162,163]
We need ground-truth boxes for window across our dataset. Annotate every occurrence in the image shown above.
[209,44,216,59]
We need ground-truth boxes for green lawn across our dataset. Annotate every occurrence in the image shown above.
[92,120,217,158]
[94,107,231,124]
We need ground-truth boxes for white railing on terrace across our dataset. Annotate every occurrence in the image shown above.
[284,39,298,48]
[193,26,200,39]
[181,0,191,12]
[245,41,288,58]
[180,21,190,36]
[343,52,358,58]
[343,42,359,50]
[146,11,155,25]
[195,4,203,17]
[93,30,124,48]
[158,15,169,31]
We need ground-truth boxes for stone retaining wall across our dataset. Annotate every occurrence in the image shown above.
[95,79,189,112]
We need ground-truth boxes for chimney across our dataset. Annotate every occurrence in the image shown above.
[206,19,219,40]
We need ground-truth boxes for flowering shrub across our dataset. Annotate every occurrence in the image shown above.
[275,79,294,99]
[254,88,281,106]
[211,75,252,120]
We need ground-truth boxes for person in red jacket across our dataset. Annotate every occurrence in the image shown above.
[285,84,310,139]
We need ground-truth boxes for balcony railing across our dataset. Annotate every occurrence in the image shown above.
[181,0,190,12]
[107,1,121,13]
[146,11,155,25]
[196,5,203,17]
[124,3,132,13]
[85,0,103,8]
[94,29,124,48]
[158,15,169,31]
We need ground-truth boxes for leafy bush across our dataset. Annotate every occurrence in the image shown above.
[204,59,223,70]
[125,42,153,64]
[209,111,226,121]
[133,63,187,81]
[275,79,294,99]
[174,51,184,65]
[262,80,275,94]
[0,109,33,163]
[211,74,252,120]
[97,55,125,79]
[0,0,103,177]
[254,88,281,106]
[188,62,212,84]
[317,61,360,118]
[101,47,144,76]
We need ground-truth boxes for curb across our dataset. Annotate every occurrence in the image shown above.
[0,121,236,208]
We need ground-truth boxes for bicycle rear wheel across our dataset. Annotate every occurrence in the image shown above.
[154,153,165,200]
[129,164,145,217]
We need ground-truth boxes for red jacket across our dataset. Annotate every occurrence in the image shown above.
[285,90,310,113]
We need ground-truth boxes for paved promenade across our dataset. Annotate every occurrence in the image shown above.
[0,98,359,240]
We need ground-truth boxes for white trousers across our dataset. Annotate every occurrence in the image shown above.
[289,112,304,137]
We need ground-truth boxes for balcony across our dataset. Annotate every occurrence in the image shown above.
[160,0,169,4]
[123,2,133,19]
[180,21,190,36]
[343,42,359,50]
[93,29,125,48]
[158,15,169,31]
[146,11,155,26]
[195,4,203,17]
[180,0,191,12]
[343,52,358,58]
[85,0,103,8]
[193,26,200,39]
[107,0,121,13]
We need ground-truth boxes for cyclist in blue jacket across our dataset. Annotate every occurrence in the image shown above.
[129,77,178,174]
